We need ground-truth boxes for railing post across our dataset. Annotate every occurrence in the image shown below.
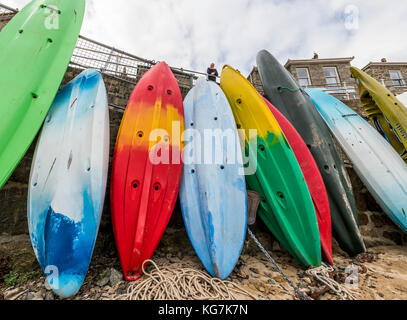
[344,81,350,100]
[381,79,386,87]
[101,48,115,74]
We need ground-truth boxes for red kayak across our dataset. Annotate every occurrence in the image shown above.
[111,62,184,281]
[263,97,333,265]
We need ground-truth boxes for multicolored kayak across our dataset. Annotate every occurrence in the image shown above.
[351,67,407,161]
[28,70,110,298]
[257,50,365,256]
[306,88,407,233]
[221,65,321,268]
[263,97,333,265]
[111,62,184,281]
[180,78,247,279]
[0,0,85,190]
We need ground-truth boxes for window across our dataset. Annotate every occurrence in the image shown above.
[389,70,405,87]
[296,68,311,87]
[323,67,340,85]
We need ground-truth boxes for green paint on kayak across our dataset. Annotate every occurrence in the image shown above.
[257,50,366,257]
[0,0,85,189]
[221,65,321,267]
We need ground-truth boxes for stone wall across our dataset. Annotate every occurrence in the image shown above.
[348,166,407,246]
[247,67,264,96]
[363,64,407,96]
[0,12,15,30]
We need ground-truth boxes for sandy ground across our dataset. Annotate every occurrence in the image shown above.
[1,226,407,300]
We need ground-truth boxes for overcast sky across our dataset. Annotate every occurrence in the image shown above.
[5,0,406,76]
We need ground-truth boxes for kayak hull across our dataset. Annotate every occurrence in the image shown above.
[351,67,407,162]
[306,88,407,234]
[180,79,247,279]
[221,65,321,268]
[0,0,85,189]
[264,97,333,265]
[257,50,365,256]
[111,62,184,281]
[28,70,110,298]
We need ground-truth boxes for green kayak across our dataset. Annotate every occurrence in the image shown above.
[221,65,321,267]
[0,0,85,189]
[256,50,366,257]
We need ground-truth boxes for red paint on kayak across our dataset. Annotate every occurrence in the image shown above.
[111,62,184,281]
[263,97,333,265]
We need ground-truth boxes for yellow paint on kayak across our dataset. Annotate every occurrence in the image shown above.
[220,65,321,267]
[351,67,407,161]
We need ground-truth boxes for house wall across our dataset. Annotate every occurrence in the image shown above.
[363,64,407,96]
[286,61,355,88]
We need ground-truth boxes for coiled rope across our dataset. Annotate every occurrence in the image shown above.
[305,263,356,300]
[114,230,355,301]
[114,260,259,301]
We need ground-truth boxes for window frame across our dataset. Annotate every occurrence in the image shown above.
[296,67,311,87]
[389,70,405,87]
[323,66,340,86]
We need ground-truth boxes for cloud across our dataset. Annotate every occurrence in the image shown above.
[4,0,407,76]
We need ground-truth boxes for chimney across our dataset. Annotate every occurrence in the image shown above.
[381,58,387,63]
[313,52,319,60]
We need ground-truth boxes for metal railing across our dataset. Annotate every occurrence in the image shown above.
[71,35,155,80]
[301,82,358,101]
[0,2,15,13]
[378,79,407,89]
[0,3,202,96]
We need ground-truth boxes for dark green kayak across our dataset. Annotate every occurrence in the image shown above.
[256,50,366,256]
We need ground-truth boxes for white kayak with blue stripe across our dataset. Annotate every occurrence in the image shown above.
[180,78,247,280]
[306,88,407,233]
[28,69,110,298]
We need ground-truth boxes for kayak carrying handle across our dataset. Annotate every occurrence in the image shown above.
[40,4,61,14]
[278,86,301,93]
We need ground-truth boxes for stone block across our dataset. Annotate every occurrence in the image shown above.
[383,231,403,246]
[0,182,28,235]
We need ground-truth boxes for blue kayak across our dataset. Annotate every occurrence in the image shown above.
[306,88,407,233]
[180,78,247,280]
[28,70,110,298]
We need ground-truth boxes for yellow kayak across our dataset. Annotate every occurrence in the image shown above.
[220,65,321,267]
[351,67,407,161]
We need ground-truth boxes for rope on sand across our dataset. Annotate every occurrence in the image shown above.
[305,263,356,300]
[114,260,259,301]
